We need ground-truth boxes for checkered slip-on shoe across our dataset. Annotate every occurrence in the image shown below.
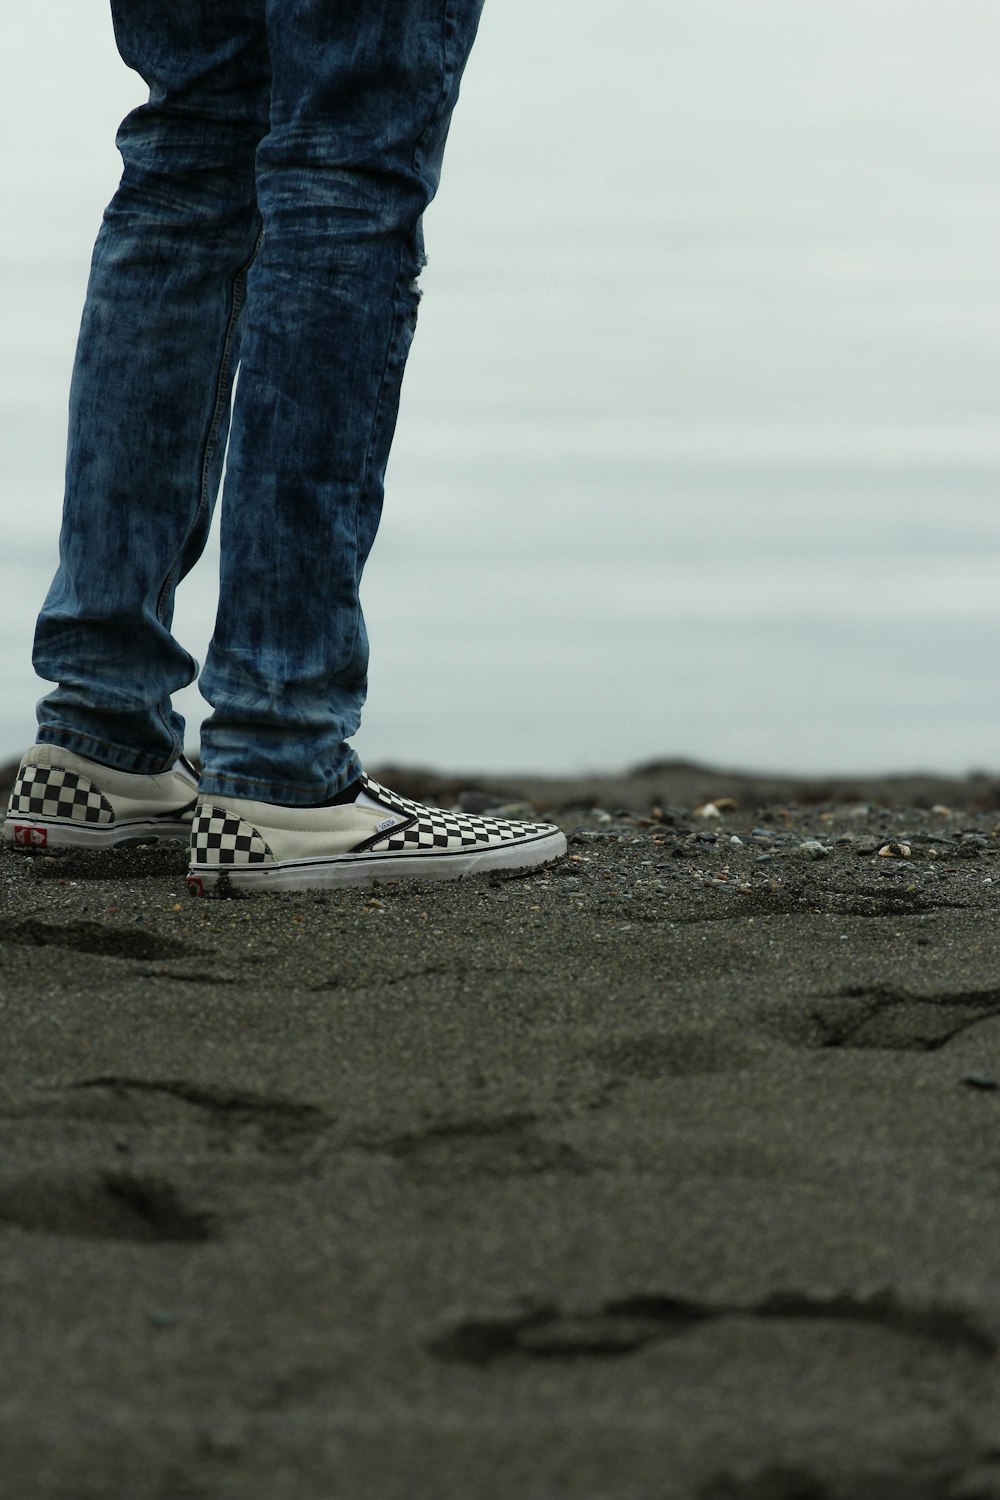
[186,776,567,895]
[3,744,198,852]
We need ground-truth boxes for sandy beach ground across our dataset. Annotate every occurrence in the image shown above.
[3,757,1000,1500]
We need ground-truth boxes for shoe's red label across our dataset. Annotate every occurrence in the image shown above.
[14,825,47,849]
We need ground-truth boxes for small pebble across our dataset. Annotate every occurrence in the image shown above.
[878,842,911,859]
[492,801,541,820]
[456,790,498,814]
[962,1075,1000,1092]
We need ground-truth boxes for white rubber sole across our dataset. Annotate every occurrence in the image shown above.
[186,828,568,895]
[3,815,194,852]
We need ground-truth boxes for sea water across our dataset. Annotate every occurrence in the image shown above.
[2,1,998,775]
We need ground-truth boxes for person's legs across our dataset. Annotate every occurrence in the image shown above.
[8,0,568,883]
[197,0,485,805]
[32,0,269,775]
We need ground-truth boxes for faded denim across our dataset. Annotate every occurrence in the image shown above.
[33,0,484,803]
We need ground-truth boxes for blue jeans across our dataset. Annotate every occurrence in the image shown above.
[33,0,483,804]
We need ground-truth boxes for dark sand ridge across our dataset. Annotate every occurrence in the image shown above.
[2,758,1000,1500]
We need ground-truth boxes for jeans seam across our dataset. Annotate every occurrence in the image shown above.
[154,228,261,629]
[359,0,459,489]
[199,232,261,529]
[152,228,262,757]
[347,1,458,673]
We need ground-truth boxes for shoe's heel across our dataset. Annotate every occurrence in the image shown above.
[4,763,115,850]
[3,819,59,853]
[186,804,275,896]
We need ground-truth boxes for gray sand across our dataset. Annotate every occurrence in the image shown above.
[2,763,1000,1499]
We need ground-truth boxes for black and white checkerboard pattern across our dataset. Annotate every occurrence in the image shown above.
[189,806,273,864]
[8,765,114,825]
[361,776,548,853]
